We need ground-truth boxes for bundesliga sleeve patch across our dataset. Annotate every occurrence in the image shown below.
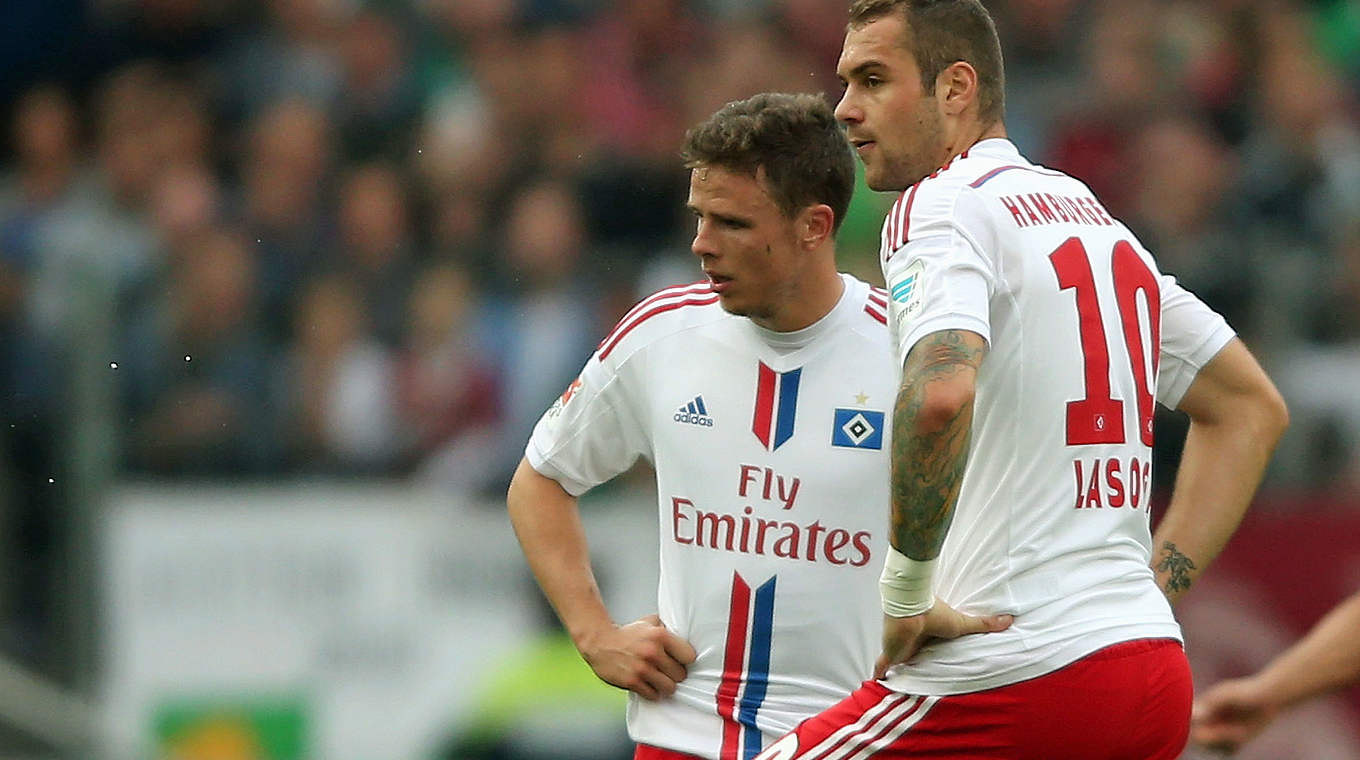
[831,408,885,449]
[889,258,926,326]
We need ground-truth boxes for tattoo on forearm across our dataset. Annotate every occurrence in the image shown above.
[1156,541,1197,594]
[890,330,986,560]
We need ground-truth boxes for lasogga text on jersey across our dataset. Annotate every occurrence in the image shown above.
[1071,456,1153,510]
[670,464,873,566]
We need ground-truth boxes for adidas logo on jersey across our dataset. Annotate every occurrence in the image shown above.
[674,395,714,427]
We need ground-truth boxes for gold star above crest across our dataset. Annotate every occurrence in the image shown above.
[854,391,869,405]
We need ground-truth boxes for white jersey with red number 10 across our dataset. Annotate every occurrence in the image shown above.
[879,138,1235,696]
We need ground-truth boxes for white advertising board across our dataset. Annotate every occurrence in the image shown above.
[99,483,657,760]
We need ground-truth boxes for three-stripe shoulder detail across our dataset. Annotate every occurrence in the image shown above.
[883,184,922,260]
[865,287,888,325]
[598,281,718,360]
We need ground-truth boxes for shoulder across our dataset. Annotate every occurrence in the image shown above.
[595,281,727,364]
[838,275,893,339]
[880,150,989,255]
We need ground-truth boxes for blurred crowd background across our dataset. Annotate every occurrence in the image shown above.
[0,0,1356,757]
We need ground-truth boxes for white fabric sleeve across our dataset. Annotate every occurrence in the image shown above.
[1156,274,1237,408]
[524,349,650,497]
[882,190,996,366]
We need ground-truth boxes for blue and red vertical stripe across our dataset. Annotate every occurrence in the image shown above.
[716,572,777,760]
[752,363,801,450]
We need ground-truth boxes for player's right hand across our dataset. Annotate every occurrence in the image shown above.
[579,613,698,701]
[874,601,1012,680]
[1190,676,1278,753]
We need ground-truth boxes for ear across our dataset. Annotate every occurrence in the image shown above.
[799,204,836,250]
[935,61,979,118]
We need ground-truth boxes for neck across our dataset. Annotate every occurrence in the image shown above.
[946,119,1007,163]
[754,252,844,333]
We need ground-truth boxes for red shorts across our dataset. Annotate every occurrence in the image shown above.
[754,638,1191,760]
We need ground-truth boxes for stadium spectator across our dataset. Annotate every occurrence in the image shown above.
[394,262,502,491]
[333,8,422,163]
[234,98,333,344]
[485,176,604,492]
[1125,114,1257,341]
[120,228,276,475]
[334,161,420,348]
[0,84,80,667]
[212,0,345,125]
[148,161,223,269]
[277,272,398,474]
[1039,0,1160,220]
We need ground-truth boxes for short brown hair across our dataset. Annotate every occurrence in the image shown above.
[848,0,1005,125]
[681,92,855,233]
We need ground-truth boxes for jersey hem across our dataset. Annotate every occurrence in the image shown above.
[880,622,1182,696]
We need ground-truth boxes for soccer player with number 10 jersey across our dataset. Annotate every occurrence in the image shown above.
[753,2,1290,759]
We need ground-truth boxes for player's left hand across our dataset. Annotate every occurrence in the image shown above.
[874,601,1012,679]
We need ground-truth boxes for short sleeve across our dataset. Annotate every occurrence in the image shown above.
[1156,274,1236,408]
[882,187,996,366]
[525,348,650,496]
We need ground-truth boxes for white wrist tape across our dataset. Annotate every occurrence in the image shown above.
[880,546,936,617]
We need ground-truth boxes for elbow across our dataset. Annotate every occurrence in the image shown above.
[1265,384,1290,444]
[1253,379,1290,448]
[912,382,976,434]
[1228,382,1289,453]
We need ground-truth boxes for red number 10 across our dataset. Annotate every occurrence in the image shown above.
[1050,237,1161,447]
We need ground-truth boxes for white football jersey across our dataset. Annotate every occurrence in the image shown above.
[879,138,1235,695]
[527,275,898,759]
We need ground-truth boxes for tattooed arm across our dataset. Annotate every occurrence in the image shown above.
[889,329,987,559]
[875,329,1011,677]
[1150,339,1288,604]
